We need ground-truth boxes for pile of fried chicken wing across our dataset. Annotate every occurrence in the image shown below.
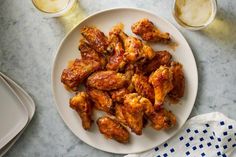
[61,18,185,143]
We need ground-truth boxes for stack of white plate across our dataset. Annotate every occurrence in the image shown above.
[0,72,35,157]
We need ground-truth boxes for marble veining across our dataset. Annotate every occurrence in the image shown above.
[0,0,236,156]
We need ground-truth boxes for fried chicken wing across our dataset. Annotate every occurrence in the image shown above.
[86,71,128,91]
[169,62,185,102]
[123,64,136,92]
[69,92,93,130]
[110,88,130,103]
[149,66,173,110]
[123,93,144,135]
[143,50,172,75]
[119,31,155,63]
[97,116,130,143]
[149,108,176,130]
[81,26,109,54]
[61,59,100,91]
[131,18,171,43]
[86,88,113,114]
[132,74,154,101]
[106,27,126,71]
[115,103,127,125]
[139,97,176,130]
[79,39,106,68]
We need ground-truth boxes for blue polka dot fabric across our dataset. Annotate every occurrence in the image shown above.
[125,112,236,157]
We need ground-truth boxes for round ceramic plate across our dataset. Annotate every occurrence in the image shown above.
[52,8,198,154]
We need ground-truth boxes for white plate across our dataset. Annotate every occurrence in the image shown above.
[0,76,28,150]
[0,72,35,157]
[52,8,198,154]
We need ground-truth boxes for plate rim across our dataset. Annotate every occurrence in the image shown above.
[0,75,29,150]
[0,72,35,156]
[51,7,198,154]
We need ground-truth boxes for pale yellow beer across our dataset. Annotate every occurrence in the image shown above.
[32,0,76,17]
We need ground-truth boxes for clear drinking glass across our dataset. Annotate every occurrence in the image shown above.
[32,0,76,17]
[172,0,217,30]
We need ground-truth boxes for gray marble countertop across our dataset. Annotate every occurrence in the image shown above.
[0,0,236,156]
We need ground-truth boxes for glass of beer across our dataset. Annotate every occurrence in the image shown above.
[32,0,76,17]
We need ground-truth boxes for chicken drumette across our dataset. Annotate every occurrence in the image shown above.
[86,71,128,91]
[106,25,126,71]
[131,18,171,43]
[97,116,130,143]
[149,66,173,110]
[61,59,100,91]
[81,26,109,54]
[69,92,93,130]
[118,30,155,63]
[86,88,113,114]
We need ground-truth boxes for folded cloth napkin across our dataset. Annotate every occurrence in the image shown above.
[125,112,236,157]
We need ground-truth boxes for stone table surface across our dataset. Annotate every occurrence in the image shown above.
[0,0,236,156]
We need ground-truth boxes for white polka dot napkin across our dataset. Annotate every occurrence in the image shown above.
[125,112,236,157]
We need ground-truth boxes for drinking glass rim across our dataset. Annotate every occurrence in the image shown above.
[31,0,76,17]
[172,0,217,30]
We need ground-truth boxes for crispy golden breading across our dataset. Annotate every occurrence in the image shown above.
[61,59,100,91]
[97,116,129,143]
[69,92,93,130]
[169,62,185,102]
[106,29,126,71]
[149,108,177,130]
[79,39,106,68]
[143,50,172,75]
[149,66,173,110]
[132,74,154,101]
[131,18,171,43]
[119,31,155,63]
[110,88,130,103]
[81,26,109,54]
[123,93,144,135]
[115,103,127,125]
[86,88,113,114]
[86,71,128,91]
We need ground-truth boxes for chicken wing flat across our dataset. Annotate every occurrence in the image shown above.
[142,50,172,75]
[123,93,144,135]
[106,30,126,71]
[149,108,176,130]
[81,26,109,54]
[139,97,176,130]
[115,103,127,125]
[119,31,155,63]
[61,59,100,91]
[169,62,185,102]
[79,39,106,68]
[131,18,171,43]
[149,66,173,110]
[110,88,130,103]
[86,71,128,91]
[86,88,113,114]
[97,116,129,143]
[132,74,154,102]
[69,92,93,130]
